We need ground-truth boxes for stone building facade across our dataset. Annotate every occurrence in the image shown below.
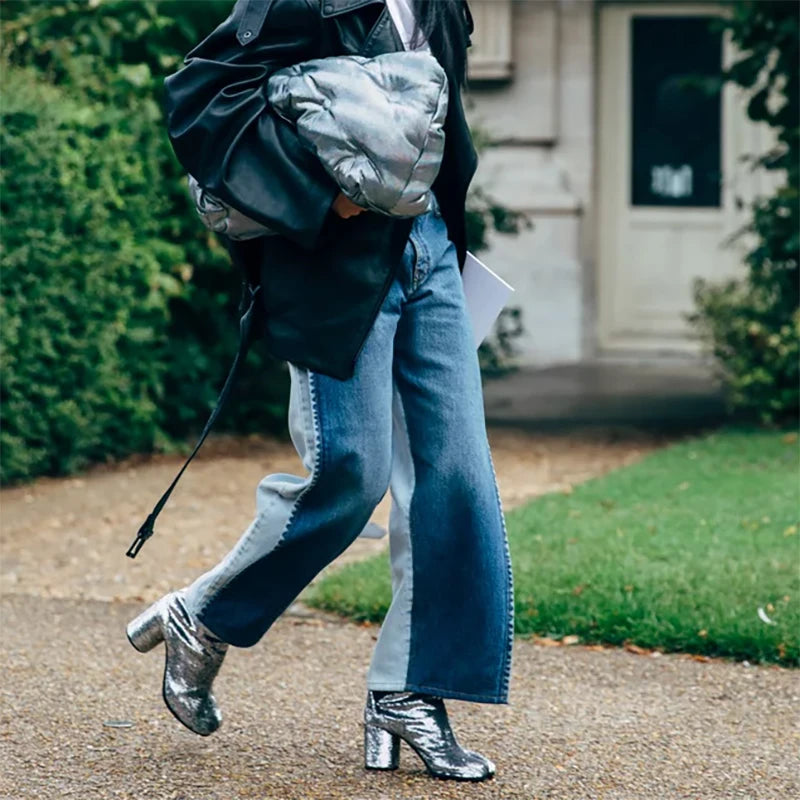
[465,0,776,367]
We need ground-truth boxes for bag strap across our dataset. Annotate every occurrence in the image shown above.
[126,281,261,559]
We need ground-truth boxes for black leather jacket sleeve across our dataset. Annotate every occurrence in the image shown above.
[163,0,340,250]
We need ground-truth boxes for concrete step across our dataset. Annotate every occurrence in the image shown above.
[482,360,726,430]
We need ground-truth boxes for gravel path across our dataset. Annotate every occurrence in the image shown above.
[2,428,797,798]
[2,595,797,799]
[0,428,665,603]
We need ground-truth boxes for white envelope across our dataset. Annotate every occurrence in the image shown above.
[462,250,515,348]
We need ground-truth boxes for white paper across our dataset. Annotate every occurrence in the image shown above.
[461,250,515,348]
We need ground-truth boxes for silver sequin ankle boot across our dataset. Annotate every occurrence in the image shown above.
[364,691,496,781]
[126,590,228,736]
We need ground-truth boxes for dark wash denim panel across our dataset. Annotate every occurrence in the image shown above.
[188,206,513,703]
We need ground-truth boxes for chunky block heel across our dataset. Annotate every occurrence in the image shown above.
[364,723,400,770]
[363,691,495,781]
[126,598,166,653]
[125,591,228,736]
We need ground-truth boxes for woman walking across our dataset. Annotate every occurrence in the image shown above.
[127,0,514,782]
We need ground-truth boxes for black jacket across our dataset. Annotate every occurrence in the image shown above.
[164,0,478,379]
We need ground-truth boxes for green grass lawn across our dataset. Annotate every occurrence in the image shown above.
[305,429,800,665]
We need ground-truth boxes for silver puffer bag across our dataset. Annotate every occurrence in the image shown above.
[187,174,278,240]
[187,50,449,239]
[268,50,449,217]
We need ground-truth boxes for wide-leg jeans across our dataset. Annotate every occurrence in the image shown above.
[184,198,515,704]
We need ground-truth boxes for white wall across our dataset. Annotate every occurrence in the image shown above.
[465,0,595,366]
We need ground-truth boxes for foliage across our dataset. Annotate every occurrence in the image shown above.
[690,279,799,425]
[0,0,292,483]
[689,1,799,424]
[0,0,525,482]
[306,429,800,666]
[0,67,177,481]
[1,0,284,447]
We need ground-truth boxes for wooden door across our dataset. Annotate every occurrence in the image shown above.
[596,3,771,352]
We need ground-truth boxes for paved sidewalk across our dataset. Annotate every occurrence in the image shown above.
[2,426,797,799]
[1,594,797,800]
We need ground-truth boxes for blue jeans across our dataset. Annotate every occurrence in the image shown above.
[184,198,515,704]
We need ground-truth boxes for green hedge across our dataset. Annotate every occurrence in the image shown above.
[0,68,179,481]
[0,66,292,484]
[0,1,294,485]
[689,2,799,424]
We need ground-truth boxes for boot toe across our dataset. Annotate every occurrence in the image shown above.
[466,750,496,779]
[164,689,222,736]
[424,749,496,781]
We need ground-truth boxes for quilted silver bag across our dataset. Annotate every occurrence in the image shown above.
[187,174,278,240]
[267,50,449,217]
[188,50,449,238]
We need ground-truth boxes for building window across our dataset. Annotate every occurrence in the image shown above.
[631,16,723,208]
[467,0,513,82]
